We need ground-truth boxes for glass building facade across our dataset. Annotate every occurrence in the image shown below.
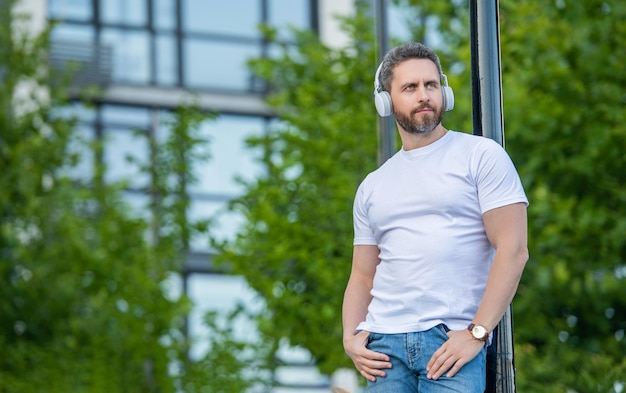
[49,0,315,90]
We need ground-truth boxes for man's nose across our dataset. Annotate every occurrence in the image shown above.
[416,86,430,102]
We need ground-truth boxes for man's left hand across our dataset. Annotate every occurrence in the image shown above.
[426,329,485,380]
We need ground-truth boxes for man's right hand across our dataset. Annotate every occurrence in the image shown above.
[343,330,392,382]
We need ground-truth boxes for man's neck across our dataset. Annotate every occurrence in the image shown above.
[400,124,448,150]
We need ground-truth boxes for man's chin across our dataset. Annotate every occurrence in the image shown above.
[412,111,434,121]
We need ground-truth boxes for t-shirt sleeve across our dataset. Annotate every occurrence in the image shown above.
[353,180,378,246]
[473,139,529,214]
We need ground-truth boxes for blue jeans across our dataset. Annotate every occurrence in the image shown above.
[365,325,486,393]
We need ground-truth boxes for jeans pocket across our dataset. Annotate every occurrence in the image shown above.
[435,323,450,334]
[366,331,379,347]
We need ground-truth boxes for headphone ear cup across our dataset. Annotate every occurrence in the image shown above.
[374,90,392,117]
[443,86,455,111]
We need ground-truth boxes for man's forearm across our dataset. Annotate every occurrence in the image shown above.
[342,280,373,340]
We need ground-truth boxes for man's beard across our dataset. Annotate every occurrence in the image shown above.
[394,105,444,135]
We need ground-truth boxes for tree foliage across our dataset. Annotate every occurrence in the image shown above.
[216,5,378,375]
[180,307,273,393]
[220,0,626,390]
[0,1,218,391]
[498,1,626,391]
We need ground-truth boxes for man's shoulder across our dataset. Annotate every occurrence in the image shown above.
[447,130,504,155]
[357,152,402,192]
[448,130,493,144]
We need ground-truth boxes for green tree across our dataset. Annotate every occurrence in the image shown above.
[0,1,216,391]
[216,5,378,375]
[499,1,626,391]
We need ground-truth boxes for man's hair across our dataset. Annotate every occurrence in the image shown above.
[378,42,444,93]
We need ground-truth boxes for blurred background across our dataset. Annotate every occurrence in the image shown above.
[1,0,625,392]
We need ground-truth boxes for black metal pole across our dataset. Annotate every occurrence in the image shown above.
[470,1,515,393]
[373,0,396,165]
[470,0,504,146]
[470,0,504,145]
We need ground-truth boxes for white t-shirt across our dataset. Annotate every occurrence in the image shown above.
[353,130,528,334]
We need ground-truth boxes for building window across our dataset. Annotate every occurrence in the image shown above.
[183,40,261,90]
[101,29,152,84]
[100,0,148,26]
[182,0,259,37]
[268,0,310,40]
[49,0,93,21]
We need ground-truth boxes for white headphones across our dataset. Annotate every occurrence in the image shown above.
[373,62,455,117]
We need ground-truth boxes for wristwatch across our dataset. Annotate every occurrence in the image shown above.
[468,323,489,342]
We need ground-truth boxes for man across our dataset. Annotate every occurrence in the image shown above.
[342,42,528,392]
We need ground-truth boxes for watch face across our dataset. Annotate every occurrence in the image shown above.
[472,325,488,339]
